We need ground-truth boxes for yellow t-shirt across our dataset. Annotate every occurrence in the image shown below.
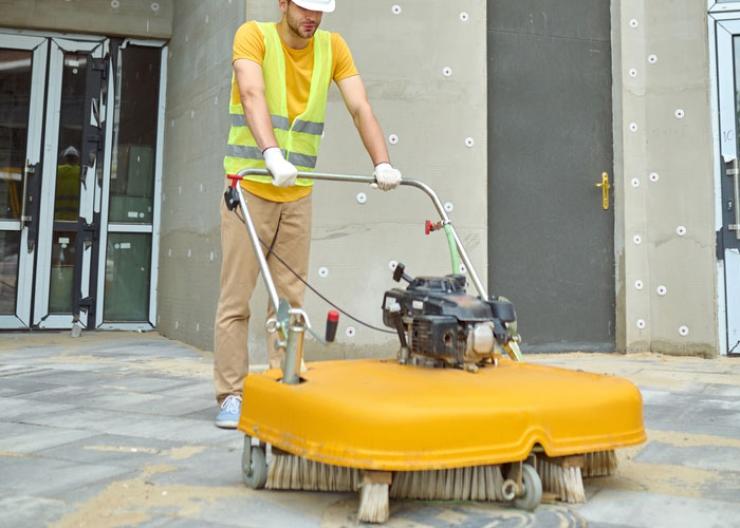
[231,21,359,202]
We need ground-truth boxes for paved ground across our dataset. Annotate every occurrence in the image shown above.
[1,331,739,528]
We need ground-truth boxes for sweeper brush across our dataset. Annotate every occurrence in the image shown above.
[225,169,646,524]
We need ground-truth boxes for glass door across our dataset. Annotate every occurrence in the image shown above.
[0,35,47,329]
[33,38,107,329]
[0,31,164,332]
[715,16,740,354]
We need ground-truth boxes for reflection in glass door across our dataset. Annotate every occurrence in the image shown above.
[0,35,47,328]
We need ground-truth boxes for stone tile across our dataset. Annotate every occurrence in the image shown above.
[8,369,127,387]
[179,406,215,422]
[636,441,740,473]
[156,381,215,400]
[36,433,194,468]
[0,377,60,397]
[193,493,325,528]
[96,375,194,394]
[21,408,234,444]
[0,495,70,528]
[0,422,97,453]
[137,518,237,528]
[150,445,243,487]
[17,407,133,433]
[587,524,638,528]
[577,489,740,528]
[0,456,133,498]
[0,396,77,422]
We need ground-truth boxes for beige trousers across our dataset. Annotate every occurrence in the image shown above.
[213,189,312,402]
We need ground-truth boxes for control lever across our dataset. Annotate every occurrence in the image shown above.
[392,262,414,284]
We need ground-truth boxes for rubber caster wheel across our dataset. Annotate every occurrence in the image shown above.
[513,463,542,511]
[242,437,267,489]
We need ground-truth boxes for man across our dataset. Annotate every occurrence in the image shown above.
[214,0,402,428]
[55,146,81,221]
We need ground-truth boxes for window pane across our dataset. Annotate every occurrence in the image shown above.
[0,49,32,221]
[104,233,151,321]
[48,232,76,313]
[54,53,87,222]
[0,231,20,314]
[109,46,160,224]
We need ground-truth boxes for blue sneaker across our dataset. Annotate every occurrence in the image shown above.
[215,395,242,429]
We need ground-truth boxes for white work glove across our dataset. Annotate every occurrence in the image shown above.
[373,162,402,191]
[263,147,298,187]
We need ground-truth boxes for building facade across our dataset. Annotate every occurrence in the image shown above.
[0,1,736,360]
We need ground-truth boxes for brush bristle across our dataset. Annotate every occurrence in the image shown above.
[358,482,389,524]
[390,465,505,501]
[582,450,618,477]
[536,456,586,503]
[266,451,615,508]
[266,453,359,491]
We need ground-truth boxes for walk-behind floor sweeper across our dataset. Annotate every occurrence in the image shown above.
[224,169,645,524]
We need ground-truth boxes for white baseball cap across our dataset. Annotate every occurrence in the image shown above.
[292,0,335,13]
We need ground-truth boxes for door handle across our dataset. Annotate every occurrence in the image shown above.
[728,158,740,240]
[20,159,36,224]
[595,172,610,211]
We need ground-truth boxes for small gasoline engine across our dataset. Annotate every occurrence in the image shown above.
[382,263,520,371]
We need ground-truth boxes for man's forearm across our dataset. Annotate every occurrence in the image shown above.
[352,105,390,167]
[241,91,279,152]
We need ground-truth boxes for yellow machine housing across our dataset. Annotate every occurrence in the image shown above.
[238,357,645,471]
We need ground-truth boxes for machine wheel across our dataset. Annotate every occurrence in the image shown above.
[242,439,268,489]
[513,463,542,511]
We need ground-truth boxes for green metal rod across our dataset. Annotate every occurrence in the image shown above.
[444,224,462,274]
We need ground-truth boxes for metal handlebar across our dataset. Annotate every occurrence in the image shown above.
[233,168,489,300]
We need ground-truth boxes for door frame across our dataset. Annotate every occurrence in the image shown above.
[709,1,740,13]
[0,33,47,328]
[709,11,740,355]
[33,37,105,329]
[95,38,167,331]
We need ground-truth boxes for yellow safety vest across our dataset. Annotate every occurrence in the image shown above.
[54,164,81,221]
[224,22,332,186]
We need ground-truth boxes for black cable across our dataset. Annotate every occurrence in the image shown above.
[235,210,396,335]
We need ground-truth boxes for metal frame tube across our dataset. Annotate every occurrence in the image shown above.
[235,185,281,312]
[235,168,489,299]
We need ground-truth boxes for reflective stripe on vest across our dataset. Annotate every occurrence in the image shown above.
[224,22,332,184]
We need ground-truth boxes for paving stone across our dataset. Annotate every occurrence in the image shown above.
[96,375,194,394]
[576,489,740,528]
[137,518,237,528]
[0,377,64,397]
[637,441,740,473]
[0,456,134,497]
[0,422,97,453]
[36,433,194,468]
[150,445,243,487]
[0,495,70,528]
[80,392,215,417]
[8,369,128,387]
[193,493,326,528]
[155,381,215,400]
[0,396,77,422]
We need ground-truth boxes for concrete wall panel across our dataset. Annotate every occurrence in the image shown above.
[614,0,718,356]
[0,0,173,38]
[157,0,243,350]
